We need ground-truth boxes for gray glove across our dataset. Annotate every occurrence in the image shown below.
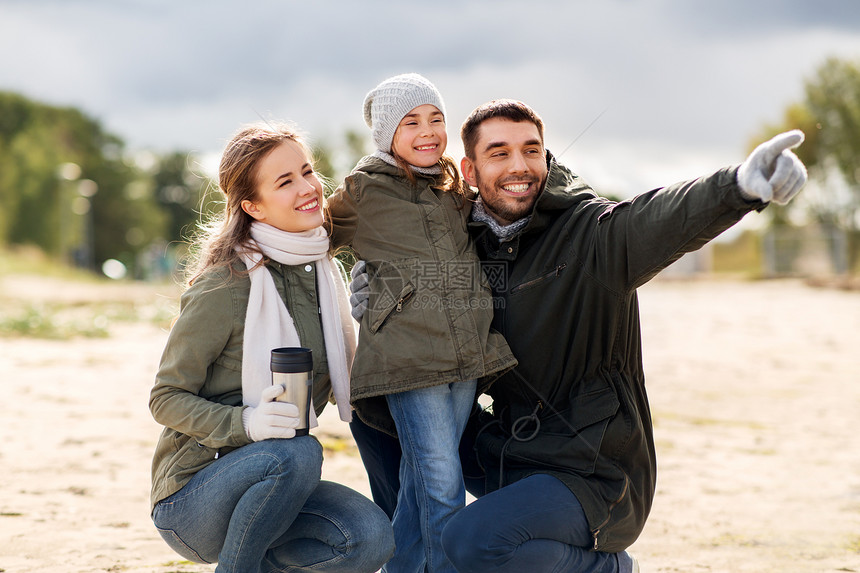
[737,130,807,205]
[349,260,369,321]
[242,384,300,441]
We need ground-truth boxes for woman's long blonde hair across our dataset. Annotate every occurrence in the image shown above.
[185,122,312,285]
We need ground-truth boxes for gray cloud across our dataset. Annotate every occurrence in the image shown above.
[2,0,859,195]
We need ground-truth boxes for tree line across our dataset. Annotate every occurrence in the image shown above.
[0,91,368,280]
[1,56,858,279]
[749,56,860,274]
[0,90,205,277]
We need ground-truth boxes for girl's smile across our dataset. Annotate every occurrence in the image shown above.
[391,104,447,168]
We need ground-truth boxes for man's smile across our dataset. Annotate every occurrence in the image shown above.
[500,183,532,195]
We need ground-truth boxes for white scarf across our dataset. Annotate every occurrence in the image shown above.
[237,222,355,426]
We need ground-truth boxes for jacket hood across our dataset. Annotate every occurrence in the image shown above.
[353,154,441,183]
[353,154,400,176]
[523,150,599,235]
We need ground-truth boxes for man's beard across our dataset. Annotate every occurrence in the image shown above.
[475,170,541,225]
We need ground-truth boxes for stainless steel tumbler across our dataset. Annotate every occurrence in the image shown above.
[270,347,313,436]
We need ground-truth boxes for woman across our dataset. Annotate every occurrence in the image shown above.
[149,122,394,573]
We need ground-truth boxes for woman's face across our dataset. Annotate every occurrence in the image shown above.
[242,139,324,233]
[391,104,447,168]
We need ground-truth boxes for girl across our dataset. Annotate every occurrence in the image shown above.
[326,73,516,573]
[149,122,394,573]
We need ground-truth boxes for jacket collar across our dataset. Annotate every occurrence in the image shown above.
[468,150,597,254]
[353,154,439,183]
[522,150,598,234]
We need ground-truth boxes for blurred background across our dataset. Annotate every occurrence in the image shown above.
[1,0,859,283]
[2,5,859,570]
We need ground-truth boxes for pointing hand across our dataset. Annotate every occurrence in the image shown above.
[737,130,808,205]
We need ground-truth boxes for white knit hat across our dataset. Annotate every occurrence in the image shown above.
[363,73,446,153]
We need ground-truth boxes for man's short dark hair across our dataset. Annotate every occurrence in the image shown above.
[460,99,545,159]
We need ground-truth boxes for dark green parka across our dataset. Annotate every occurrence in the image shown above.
[467,152,765,552]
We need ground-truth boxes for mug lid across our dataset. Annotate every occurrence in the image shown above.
[270,347,313,372]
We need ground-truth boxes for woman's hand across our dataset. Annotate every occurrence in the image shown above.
[242,384,301,441]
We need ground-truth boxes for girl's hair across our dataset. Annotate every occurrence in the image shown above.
[185,122,311,285]
[390,150,465,199]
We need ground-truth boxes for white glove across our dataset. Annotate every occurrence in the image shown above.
[242,384,300,441]
[349,260,369,321]
[737,130,808,205]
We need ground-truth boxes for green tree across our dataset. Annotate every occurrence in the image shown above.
[150,151,217,242]
[344,129,369,171]
[0,91,168,272]
[803,57,860,273]
[751,57,860,273]
[312,141,337,193]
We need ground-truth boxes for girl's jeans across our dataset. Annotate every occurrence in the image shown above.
[383,379,477,573]
[152,436,394,573]
[441,473,635,573]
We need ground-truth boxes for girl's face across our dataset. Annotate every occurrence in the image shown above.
[391,104,447,168]
[241,140,324,233]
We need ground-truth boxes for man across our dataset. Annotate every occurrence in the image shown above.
[349,99,806,573]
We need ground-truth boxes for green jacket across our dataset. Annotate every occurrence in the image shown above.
[327,156,516,435]
[149,261,334,511]
[467,152,765,552]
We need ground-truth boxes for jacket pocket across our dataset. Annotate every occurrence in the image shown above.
[214,353,241,372]
[368,282,415,334]
[504,383,620,476]
[170,436,218,476]
[366,258,418,334]
[509,263,567,295]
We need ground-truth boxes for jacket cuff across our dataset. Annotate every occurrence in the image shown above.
[722,164,768,213]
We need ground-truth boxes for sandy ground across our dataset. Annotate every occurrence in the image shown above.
[0,274,858,572]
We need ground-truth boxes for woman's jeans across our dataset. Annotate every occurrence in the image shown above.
[152,437,394,573]
[383,380,477,573]
[441,473,634,573]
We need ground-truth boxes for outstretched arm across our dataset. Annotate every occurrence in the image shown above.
[589,131,808,290]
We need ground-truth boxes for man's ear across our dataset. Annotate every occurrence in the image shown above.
[461,156,477,187]
[241,199,265,221]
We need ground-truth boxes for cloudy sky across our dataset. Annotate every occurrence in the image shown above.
[2,0,860,197]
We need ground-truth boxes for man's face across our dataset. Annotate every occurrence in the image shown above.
[461,117,548,226]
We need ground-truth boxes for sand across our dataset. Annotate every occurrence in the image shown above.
[0,274,858,572]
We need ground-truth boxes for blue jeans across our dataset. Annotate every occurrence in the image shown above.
[350,415,401,520]
[152,437,394,573]
[384,380,477,573]
[441,474,634,573]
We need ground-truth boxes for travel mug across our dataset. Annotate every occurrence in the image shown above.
[270,347,313,436]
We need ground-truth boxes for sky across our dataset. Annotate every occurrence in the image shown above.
[2,0,860,198]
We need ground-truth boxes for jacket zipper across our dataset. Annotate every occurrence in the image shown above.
[396,293,411,312]
[591,475,629,550]
[370,286,415,333]
[396,288,415,312]
[509,264,567,294]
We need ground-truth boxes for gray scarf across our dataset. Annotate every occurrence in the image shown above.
[373,150,442,176]
[470,196,531,243]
